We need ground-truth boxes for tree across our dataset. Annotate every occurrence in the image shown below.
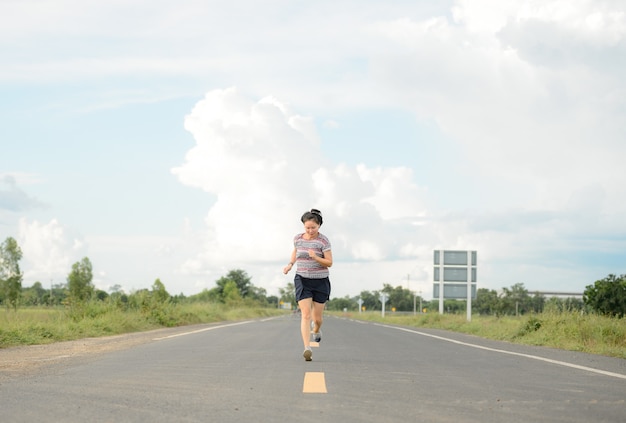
[358,290,380,311]
[327,296,355,311]
[381,284,415,311]
[22,281,47,306]
[151,278,170,303]
[216,269,252,298]
[279,282,296,309]
[222,280,242,305]
[48,283,67,306]
[67,257,94,306]
[474,288,499,315]
[500,283,531,315]
[562,296,584,312]
[529,292,546,313]
[544,296,583,313]
[247,285,268,304]
[584,274,626,318]
[265,295,279,307]
[0,237,23,310]
[186,288,220,303]
[95,289,109,301]
[443,299,466,314]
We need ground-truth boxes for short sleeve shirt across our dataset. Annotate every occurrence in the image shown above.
[294,233,331,279]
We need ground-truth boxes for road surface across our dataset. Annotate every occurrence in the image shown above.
[1,315,625,422]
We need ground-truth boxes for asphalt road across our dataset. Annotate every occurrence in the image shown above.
[1,315,625,422]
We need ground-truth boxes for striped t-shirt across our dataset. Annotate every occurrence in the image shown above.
[294,232,332,279]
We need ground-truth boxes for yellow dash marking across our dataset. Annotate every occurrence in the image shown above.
[303,372,327,393]
[310,342,319,347]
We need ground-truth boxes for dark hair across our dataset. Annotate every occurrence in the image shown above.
[301,208,323,226]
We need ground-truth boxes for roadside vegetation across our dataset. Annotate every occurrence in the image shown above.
[0,236,287,348]
[0,302,285,349]
[336,310,626,359]
[1,236,624,358]
[324,274,626,359]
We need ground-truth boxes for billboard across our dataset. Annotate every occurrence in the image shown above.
[433,267,477,282]
[433,250,477,300]
[433,284,477,300]
[434,250,477,266]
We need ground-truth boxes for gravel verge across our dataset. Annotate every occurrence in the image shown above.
[0,324,208,381]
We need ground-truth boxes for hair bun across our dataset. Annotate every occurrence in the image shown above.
[301,209,323,225]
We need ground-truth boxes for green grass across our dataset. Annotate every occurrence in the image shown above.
[4,305,624,359]
[333,310,626,359]
[0,303,287,349]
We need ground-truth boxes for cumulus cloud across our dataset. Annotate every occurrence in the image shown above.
[169,1,626,296]
[371,0,626,214]
[4,0,624,297]
[171,88,434,292]
[17,218,87,284]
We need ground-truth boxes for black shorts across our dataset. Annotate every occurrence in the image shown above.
[294,274,331,304]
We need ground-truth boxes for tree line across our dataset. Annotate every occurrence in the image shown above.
[2,236,625,318]
[0,237,279,316]
[324,279,625,317]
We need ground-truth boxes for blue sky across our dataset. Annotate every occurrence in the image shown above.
[1,0,625,299]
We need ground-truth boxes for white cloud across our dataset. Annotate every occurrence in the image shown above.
[172,88,320,268]
[84,233,200,293]
[171,88,434,289]
[370,0,626,214]
[356,165,429,220]
[170,71,625,296]
[3,0,625,298]
[17,218,87,284]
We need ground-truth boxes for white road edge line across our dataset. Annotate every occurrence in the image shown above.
[372,322,626,381]
[152,320,254,341]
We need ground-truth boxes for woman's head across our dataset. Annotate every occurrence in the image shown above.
[301,209,323,237]
[301,209,323,226]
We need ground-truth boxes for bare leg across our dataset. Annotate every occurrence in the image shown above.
[311,301,325,334]
[298,298,313,349]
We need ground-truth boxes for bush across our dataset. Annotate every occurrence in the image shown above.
[516,316,543,337]
[584,274,626,318]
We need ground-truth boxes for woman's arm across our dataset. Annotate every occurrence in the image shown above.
[308,249,333,268]
[283,248,297,274]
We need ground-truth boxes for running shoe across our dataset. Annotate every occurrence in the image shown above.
[303,349,312,361]
[313,330,322,343]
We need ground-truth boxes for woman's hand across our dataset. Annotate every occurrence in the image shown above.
[309,249,333,268]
